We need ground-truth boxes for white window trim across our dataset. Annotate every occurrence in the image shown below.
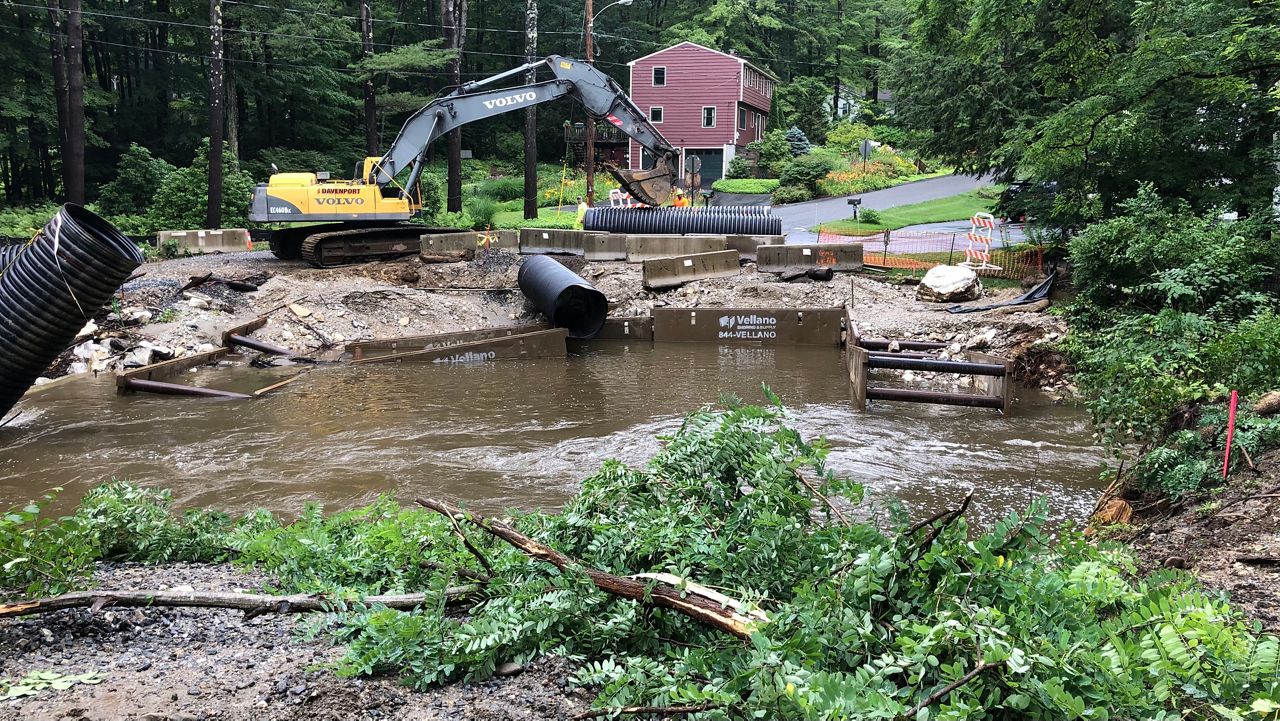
[738,107,746,130]
[649,106,664,123]
[652,66,666,87]
[702,106,717,128]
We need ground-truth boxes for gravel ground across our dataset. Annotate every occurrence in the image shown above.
[0,564,589,721]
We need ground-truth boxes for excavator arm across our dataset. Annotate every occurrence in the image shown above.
[375,55,680,206]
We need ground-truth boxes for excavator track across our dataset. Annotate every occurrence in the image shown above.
[299,225,427,268]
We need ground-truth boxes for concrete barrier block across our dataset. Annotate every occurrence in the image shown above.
[158,228,252,255]
[726,234,783,261]
[625,234,727,262]
[643,250,740,290]
[519,228,596,255]
[758,243,863,273]
[421,230,517,256]
[653,307,844,346]
[584,233,628,261]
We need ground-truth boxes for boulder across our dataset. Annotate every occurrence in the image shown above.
[916,265,982,303]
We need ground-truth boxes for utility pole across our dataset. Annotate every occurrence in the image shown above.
[583,0,595,206]
[206,0,224,228]
[64,0,84,205]
[523,0,538,219]
[442,0,466,213]
[361,1,377,157]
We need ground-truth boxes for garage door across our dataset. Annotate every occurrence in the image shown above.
[684,149,724,185]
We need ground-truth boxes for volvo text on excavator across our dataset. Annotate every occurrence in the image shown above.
[249,55,679,267]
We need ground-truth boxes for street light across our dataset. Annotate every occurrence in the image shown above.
[592,0,632,23]
[583,0,632,206]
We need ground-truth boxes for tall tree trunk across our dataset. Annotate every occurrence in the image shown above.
[442,0,466,213]
[225,55,239,165]
[207,0,225,228]
[361,1,378,156]
[523,0,538,219]
[64,0,85,204]
[46,0,69,171]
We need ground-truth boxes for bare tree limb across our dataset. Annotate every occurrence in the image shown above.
[573,703,724,719]
[416,497,761,640]
[896,661,995,721]
[793,468,850,526]
[0,587,474,620]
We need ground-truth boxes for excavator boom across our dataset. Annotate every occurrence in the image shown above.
[251,55,679,265]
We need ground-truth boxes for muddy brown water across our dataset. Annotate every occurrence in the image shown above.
[1,344,1104,527]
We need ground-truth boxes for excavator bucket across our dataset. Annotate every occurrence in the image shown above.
[608,153,677,207]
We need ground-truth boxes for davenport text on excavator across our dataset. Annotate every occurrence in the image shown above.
[249,55,679,267]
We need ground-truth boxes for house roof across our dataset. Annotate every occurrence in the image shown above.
[625,41,779,81]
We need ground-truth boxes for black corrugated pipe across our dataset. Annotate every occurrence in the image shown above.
[583,207,783,235]
[0,205,144,418]
[517,255,608,339]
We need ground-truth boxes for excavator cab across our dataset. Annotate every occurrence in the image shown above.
[608,152,678,207]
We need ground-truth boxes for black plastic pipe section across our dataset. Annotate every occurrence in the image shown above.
[517,255,607,339]
[0,205,144,418]
[583,207,783,235]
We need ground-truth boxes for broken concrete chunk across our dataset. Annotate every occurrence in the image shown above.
[289,303,312,318]
[916,265,982,303]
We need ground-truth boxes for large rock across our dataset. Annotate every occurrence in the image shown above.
[916,265,982,303]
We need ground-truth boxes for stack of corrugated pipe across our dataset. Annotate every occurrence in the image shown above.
[0,205,144,418]
[583,206,781,235]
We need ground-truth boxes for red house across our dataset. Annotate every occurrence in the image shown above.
[626,41,775,185]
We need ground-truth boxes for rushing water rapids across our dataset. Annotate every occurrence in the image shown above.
[0,343,1105,526]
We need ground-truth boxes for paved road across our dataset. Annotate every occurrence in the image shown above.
[774,174,989,243]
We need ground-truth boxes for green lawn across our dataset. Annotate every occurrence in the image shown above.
[492,206,579,230]
[815,188,998,236]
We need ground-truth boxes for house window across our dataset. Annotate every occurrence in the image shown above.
[649,106,663,123]
[652,66,666,87]
[754,113,763,140]
[702,106,716,128]
[738,107,746,130]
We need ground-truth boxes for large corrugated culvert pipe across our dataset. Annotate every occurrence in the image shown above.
[583,207,783,235]
[517,255,608,339]
[0,205,144,418]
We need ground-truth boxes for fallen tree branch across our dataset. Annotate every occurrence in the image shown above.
[416,498,760,640]
[438,505,496,579]
[0,586,475,620]
[793,468,850,526]
[573,703,724,719]
[896,661,995,721]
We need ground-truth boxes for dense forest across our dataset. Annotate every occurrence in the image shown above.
[0,0,1277,229]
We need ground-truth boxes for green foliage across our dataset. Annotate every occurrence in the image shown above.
[746,130,793,177]
[775,78,830,144]
[478,177,525,202]
[710,178,779,194]
[723,156,753,180]
[0,490,98,598]
[97,144,175,216]
[784,125,812,156]
[464,196,501,230]
[2,670,104,700]
[148,140,255,231]
[826,121,875,153]
[778,153,835,193]
[0,204,59,239]
[887,0,1280,228]
[7,400,1278,718]
[858,207,881,224]
[770,184,813,204]
[1065,188,1280,445]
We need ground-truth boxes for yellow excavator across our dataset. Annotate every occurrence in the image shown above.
[249,55,679,267]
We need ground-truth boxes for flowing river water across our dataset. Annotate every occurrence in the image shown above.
[0,344,1105,527]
